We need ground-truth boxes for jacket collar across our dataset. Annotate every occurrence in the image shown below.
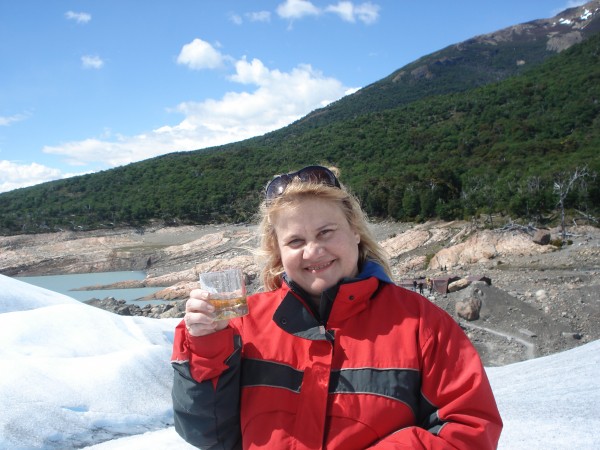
[274,261,390,339]
[357,260,392,284]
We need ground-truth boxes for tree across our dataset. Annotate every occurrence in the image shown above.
[401,185,420,219]
[553,166,593,241]
[461,175,498,227]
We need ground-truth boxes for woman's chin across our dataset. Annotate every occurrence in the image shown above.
[304,279,337,296]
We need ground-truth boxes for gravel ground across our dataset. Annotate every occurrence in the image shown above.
[413,224,600,366]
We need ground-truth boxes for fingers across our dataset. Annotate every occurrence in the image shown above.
[184,290,229,337]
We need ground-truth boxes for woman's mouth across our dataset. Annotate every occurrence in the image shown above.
[306,260,333,272]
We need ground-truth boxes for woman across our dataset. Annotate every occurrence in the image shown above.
[171,165,502,449]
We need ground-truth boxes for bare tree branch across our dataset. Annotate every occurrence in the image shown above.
[553,166,591,241]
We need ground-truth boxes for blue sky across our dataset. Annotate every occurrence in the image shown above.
[0,0,588,193]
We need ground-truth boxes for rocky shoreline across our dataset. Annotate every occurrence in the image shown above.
[83,296,186,319]
[2,220,599,367]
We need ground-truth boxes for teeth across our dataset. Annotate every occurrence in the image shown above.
[307,261,331,271]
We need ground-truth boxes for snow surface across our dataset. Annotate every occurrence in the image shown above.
[1,274,598,449]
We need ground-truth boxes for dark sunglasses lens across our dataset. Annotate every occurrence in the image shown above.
[297,166,338,186]
[266,176,289,200]
[265,166,339,202]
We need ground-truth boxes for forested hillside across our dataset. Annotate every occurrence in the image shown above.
[1,31,599,235]
[293,0,600,129]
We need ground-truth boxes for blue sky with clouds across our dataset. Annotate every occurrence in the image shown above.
[0,0,588,192]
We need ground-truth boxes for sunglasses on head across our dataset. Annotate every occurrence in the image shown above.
[265,165,341,204]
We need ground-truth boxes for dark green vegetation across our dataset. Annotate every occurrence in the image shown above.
[292,2,600,130]
[1,32,599,235]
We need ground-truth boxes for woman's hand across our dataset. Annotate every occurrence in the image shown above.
[184,288,230,337]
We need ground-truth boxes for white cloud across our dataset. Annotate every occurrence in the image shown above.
[325,1,379,25]
[276,1,379,23]
[39,57,353,170]
[353,2,380,24]
[81,55,104,69]
[230,11,271,25]
[276,0,320,20]
[65,11,91,24]
[326,1,355,22]
[229,57,273,85]
[0,160,66,192]
[7,37,355,191]
[41,133,202,169]
[247,11,271,22]
[229,13,243,25]
[176,38,225,70]
[0,113,29,127]
[326,1,380,24]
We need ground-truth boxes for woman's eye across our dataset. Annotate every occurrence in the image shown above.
[320,229,333,237]
[287,239,304,247]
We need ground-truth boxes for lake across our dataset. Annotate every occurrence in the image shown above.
[14,271,169,307]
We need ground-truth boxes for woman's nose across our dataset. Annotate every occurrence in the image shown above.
[303,241,323,258]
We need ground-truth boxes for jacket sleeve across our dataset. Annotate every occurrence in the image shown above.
[171,319,243,449]
[369,303,503,449]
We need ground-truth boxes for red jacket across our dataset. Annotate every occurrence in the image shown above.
[172,268,502,449]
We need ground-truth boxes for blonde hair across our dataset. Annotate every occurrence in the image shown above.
[257,170,391,291]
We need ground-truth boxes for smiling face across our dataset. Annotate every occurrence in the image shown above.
[272,197,360,299]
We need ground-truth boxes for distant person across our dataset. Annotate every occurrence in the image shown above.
[171,165,502,449]
[418,280,424,294]
[413,279,417,291]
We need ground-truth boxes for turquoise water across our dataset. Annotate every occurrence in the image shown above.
[14,271,169,307]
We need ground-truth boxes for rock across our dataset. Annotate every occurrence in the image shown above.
[532,229,551,245]
[448,278,471,293]
[380,229,431,257]
[429,229,556,270]
[83,296,185,319]
[455,297,482,321]
[142,281,198,301]
[116,305,133,316]
[159,300,186,318]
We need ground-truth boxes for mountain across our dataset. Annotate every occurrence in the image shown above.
[294,0,600,129]
[1,2,599,235]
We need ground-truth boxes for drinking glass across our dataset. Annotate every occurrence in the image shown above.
[199,268,248,320]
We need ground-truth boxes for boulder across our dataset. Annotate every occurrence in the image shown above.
[429,229,556,270]
[448,278,471,293]
[532,229,551,245]
[455,297,482,321]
